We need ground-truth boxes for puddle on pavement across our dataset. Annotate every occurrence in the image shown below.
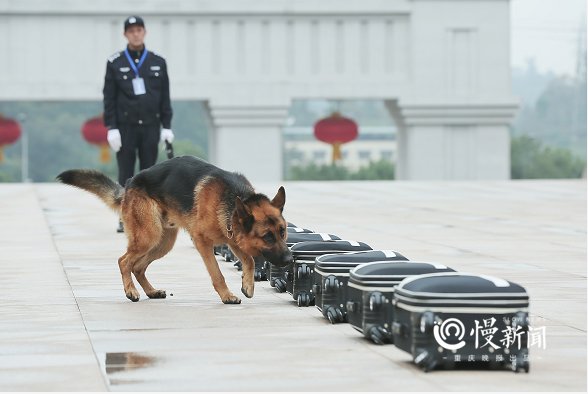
[104,352,156,385]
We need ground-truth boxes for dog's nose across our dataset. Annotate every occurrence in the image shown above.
[282,251,293,265]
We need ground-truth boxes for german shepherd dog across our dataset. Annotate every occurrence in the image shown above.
[57,156,293,304]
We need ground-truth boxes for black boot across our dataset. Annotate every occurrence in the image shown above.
[117,220,124,233]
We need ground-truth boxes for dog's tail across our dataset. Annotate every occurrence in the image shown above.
[56,169,124,212]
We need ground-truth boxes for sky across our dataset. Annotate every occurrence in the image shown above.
[511,0,586,76]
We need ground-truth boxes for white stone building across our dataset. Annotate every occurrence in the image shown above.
[0,0,517,181]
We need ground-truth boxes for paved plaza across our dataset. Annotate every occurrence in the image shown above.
[0,180,585,391]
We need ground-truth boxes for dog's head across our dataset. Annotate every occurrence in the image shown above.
[232,186,293,267]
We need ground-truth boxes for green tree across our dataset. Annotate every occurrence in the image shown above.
[350,159,394,180]
[289,163,351,180]
[287,159,395,181]
[511,135,585,179]
[512,76,587,159]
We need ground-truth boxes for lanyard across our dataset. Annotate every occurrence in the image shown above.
[124,48,148,78]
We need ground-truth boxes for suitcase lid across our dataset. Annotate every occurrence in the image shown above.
[286,232,341,247]
[348,261,455,291]
[314,250,409,276]
[316,249,409,263]
[287,227,314,234]
[290,240,372,260]
[395,272,529,312]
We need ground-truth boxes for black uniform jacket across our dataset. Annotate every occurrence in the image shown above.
[103,47,172,130]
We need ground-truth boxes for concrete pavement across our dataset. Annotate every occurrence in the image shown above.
[0,180,585,391]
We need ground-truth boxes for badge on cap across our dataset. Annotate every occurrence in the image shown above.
[129,17,136,23]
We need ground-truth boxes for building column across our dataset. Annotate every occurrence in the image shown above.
[391,103,518,180]
[207,105,290,183]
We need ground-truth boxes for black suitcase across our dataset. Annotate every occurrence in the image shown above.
[287,240,372,307]
[270,233,341,291]
[313,250,410,324]
[346,262,455,345]
[392,273,530,373]
[234,256,269,281]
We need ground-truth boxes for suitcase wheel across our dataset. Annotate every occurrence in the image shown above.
[297,292,311,307]
[297,264,311,279]
[368,326,390,345]
[274,278,287,293]
[512,357,530,373]
[253,267,267,281]
[414,349,436,372]
[323,276,339,293]
[326,307,344,324]
[369,292,384,311]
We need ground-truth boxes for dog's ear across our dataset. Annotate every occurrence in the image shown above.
[235,197,254,232]
[271,186,286,213]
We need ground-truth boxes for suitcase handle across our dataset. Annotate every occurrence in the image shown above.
[346,301,357,312]
[392,321,407,337]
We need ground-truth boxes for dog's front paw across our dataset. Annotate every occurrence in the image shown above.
[222,294,242,304]
[241,284,254,298]
[126,289,140,302]
[147,289,167,299]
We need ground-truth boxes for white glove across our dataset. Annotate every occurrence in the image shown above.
[107,129,122,152]
[160,128,174,143]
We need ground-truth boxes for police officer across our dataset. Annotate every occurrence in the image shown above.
[103,15,174,232]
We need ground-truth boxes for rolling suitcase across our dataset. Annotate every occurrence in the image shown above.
[392,273,530,373]
[287,240,372,307]
[270,233,341,291]
[346,262,455,345]
[313,250,410,324]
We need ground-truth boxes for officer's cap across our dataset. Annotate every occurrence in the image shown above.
[124,16,145,31]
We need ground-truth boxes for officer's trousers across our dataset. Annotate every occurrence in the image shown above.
[116,122,160,186]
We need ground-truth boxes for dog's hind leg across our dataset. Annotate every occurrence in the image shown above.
[134,227,179,299]
[192,235,241,304]
[118,190,163,302]
[229,247,255,298]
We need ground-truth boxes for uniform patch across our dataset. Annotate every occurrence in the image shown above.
[108,52,121,63]
[150,66,161,71]
[119,67,130,72]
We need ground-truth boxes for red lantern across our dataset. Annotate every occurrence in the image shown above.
[0,115,22,163]
[313,112,358,164]
[81,115,110,163]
